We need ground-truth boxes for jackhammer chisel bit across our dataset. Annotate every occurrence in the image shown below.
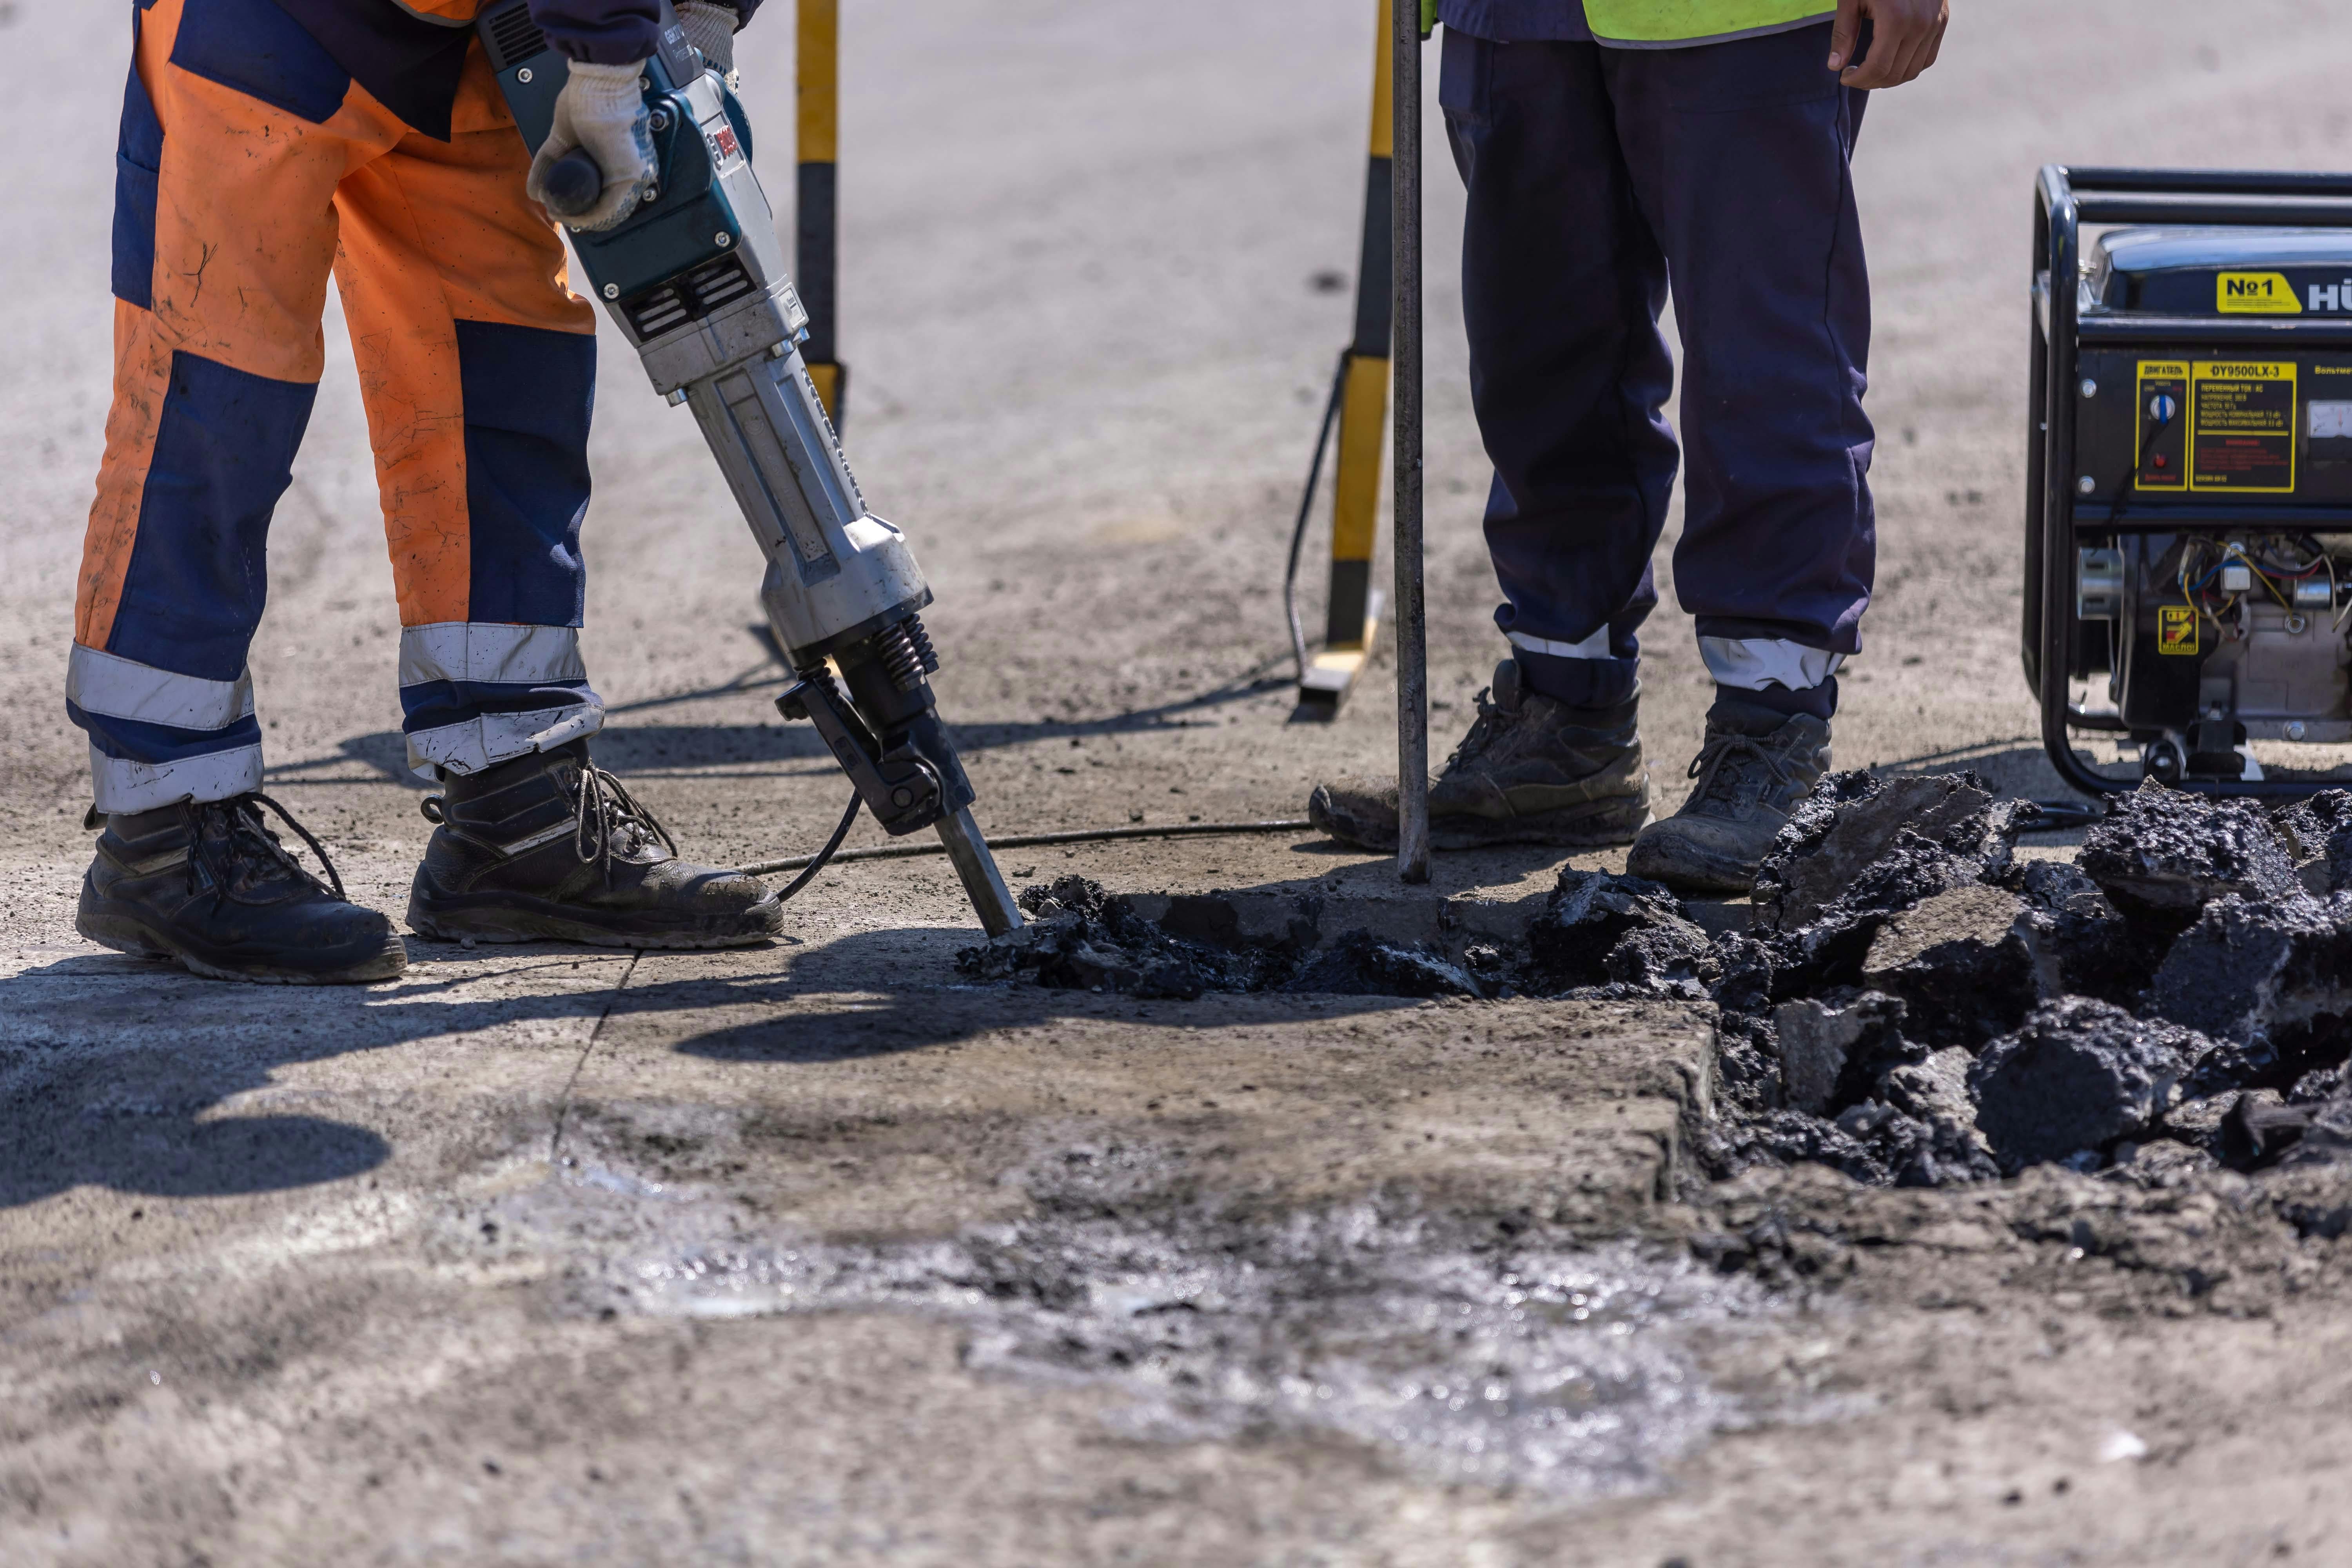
[477,0,1023,935]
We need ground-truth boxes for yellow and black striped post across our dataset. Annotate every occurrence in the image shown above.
[1296,2,1395,717]
[797,0,846,424]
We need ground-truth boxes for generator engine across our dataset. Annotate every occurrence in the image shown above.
[2079,532,2350,779]
[2027,167,2352,798]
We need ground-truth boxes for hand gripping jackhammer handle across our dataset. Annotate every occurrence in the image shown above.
[539,148,604,219]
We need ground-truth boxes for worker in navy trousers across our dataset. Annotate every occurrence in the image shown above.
[1312,0,1951,894]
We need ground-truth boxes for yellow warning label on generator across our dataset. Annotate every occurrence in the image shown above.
[2158,604,2200,655]
[2217,272,2303,314]
[2190,361,2298,493]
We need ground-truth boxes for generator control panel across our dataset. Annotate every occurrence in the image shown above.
[2071,227,2352,508]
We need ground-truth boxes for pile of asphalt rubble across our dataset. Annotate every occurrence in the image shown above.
[957,773,2352,1189]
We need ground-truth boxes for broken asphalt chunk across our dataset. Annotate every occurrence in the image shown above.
[2272,789,2352,897]
[1861,885,2058,1048]
[2146,894,2352,1072]
[1773,990,1913,1116]
[1285,930,1482,998]
[1971,997,2204,1172]
[2220,1091,2317,1172]
[2079,782,2304,931]
[1753,771,2021,931]
[1528,869,1704,991]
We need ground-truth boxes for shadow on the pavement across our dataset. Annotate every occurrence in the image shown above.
[1870,737,2352,797]
[0,862,1480,1207]
[0,1110,391,1207]
[262,662,1296,788]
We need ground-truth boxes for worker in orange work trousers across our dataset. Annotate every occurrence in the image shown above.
[71,0,779,983]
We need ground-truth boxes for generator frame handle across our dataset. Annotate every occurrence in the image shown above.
[2033,164,2352,800]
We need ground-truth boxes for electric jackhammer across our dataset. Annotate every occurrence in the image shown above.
[475,0,1022,935]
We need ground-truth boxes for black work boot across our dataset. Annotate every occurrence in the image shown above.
[1625,694,1832,895]
[407,742,784,949]
[77,795,407,984]
[1308,661,1650,851]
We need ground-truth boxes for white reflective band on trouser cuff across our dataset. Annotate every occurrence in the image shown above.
[397,622,588,688]
[90,742,264,815]
[1507,626,1615,660]
[67,644,255,730]
[405,702,606,778]
[1699,637,1846,692]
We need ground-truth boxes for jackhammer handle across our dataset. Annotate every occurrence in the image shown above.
[541,148,605,219]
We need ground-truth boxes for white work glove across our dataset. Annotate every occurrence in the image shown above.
[526,60,655,232]
[678,0,741,87]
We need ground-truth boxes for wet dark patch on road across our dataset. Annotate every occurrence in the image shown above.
[503,1135,1806,1500]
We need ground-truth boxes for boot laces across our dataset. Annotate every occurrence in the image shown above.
[1682,730,1801,819]
[570,762,677,882]
[1441,686,1517,774]
[196,793,348,902]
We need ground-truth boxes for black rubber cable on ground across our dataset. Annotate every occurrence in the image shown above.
[735,795,2104,879]
[1282,353,1350,685]
[764,793,863,897]
[733,817,1316,877]
[2021,799,2105,831]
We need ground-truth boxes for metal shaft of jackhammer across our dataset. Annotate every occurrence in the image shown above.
[1391,0,1431,886]
[935,805,1024,936]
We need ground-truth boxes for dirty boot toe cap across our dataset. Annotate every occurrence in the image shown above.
[1627,815,1777,894]
[1308,779,1401,852]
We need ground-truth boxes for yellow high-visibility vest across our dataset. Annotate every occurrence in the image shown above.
[1581,0,1836,47]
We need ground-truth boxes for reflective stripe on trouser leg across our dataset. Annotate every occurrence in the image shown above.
[73,0,404,811]
[67,644,263,812]
[1506,626,1612,660]
[398,623,602,776]
[1699,636,1845,693]
[1505,618,1642,709]
[334,45,600,778]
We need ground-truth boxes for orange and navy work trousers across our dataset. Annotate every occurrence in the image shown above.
[71,0,603,813]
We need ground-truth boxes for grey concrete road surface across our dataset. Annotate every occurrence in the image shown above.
[5,2,2352,1563]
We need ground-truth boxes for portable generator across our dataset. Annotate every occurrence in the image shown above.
[2027,166,2352,799]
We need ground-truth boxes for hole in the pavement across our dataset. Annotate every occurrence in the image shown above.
[952,870,1722,1003]
[956,774,2352,1190]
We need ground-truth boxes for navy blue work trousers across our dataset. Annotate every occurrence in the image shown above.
[1439,21,1876,709]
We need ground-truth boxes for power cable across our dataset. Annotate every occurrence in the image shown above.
[1282,353,1350,685]
[733,817,1315,877]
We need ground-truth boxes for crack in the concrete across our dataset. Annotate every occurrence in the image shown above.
[551,950,640,1164]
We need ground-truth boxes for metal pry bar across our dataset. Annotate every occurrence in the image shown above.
[1391,0,1429,884]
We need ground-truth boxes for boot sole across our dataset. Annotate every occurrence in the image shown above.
[76,903,408,986]
[407,892,784,951]
[1313,797,1650,854]
[1623,838,1760,896]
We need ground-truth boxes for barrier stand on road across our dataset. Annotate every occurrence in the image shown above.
[1287,0,1396,720]
[798,0,847,424]
[1391,0,1428,883]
